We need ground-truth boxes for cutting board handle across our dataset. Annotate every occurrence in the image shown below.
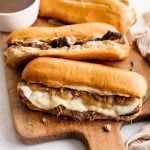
[78,121,125,150]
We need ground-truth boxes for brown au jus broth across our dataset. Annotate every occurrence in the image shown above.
[0,0,35,13]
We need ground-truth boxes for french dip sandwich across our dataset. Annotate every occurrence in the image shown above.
[39,0,135,32]
[17,57,147,121]
[5,23,129,68]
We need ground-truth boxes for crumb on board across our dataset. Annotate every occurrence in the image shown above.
[41,116,47,123]
[130,61,135,71]
[103,124,112,132]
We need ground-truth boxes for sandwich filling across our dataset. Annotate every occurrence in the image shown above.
[8,31,126,51]
[18,82,140,118]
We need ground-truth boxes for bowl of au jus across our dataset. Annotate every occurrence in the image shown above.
[0,0,40,32]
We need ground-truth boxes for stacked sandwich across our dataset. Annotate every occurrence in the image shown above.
[5,0,147,121]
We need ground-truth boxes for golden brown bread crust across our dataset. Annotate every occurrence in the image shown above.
[18,88,142,121]
[5,23,129,68]
[6,41,129,68]
[39,0,135,33]
[7,23,117,43]
[22,57,147,98]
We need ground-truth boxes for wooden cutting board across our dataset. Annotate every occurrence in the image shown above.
[2,19,150,150]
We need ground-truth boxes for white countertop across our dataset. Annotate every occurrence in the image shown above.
[0,0,150,149]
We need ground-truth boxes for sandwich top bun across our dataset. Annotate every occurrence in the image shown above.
[39,0,135,32]
[22,57,147,99]
[7,23,118,43]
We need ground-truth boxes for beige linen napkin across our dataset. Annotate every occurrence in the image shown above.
[135,12,150,63]
[126,124,150,150]
[136,32,150,58]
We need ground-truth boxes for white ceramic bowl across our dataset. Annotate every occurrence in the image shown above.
[0,0,40,32]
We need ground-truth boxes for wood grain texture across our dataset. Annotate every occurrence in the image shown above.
[3,18,150,150]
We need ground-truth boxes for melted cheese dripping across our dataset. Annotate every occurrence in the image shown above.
[20,85,140,117]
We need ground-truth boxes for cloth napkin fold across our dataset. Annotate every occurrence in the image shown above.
[134,12,150,63]
[126,124,150,150]
[136,32,150,58]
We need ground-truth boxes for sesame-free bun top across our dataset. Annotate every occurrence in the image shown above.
[7,22,117,43]
[39,0,135,32]
[22,57,147,98]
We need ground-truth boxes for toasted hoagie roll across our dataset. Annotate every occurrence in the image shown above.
[17,57,147,121]
[39,0,135,32]
[5,23,129,68]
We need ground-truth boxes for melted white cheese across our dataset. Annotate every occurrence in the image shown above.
[20,85,140,117]
[67,40,124,57]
